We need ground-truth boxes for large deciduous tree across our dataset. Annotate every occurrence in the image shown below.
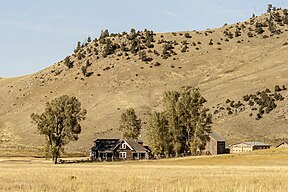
[147,112,171,157]
[148,87,212,157]
[119,108,141,139]
[31,95,86,164]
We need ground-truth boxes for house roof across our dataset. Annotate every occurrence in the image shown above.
[125,139,148,152]
[209,132,225,142]
[92,139,120,152]
[92,138,148,153]
[230,142,271,147]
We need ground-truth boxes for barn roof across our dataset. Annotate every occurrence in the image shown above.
[209,132,225,142]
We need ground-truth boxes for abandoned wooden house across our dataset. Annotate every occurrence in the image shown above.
[90,139,150,161]
[276,141,288,148]
[230,142,271,153]
[204,132,228,155]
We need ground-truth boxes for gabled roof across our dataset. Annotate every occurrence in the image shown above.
[230,142,271,147]
[92,138,149,153]
[276,141,288,148]
[125,139,148,152]
[209,132,225,142]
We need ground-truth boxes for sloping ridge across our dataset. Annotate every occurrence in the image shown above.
[0,10,288,152]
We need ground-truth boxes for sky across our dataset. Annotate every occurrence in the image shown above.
[1,0,288,77]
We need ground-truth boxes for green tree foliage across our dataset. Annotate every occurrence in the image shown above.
[148,87,212,157]
[87,36,92,43]
[99,29,110,40]
[119,108,141,139]
[147,112,171,157]
[30,95,87,164]
[267,4,272,13]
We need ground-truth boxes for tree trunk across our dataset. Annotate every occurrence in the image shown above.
[53,156,58,164]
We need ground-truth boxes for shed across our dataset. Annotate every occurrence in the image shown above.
[204,132,227,155]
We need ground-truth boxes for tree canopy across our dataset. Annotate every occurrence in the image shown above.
[148,87,212,157]
[119,108,141,139]
[31,95,86,164]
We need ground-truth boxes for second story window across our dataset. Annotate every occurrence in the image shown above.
[121,143,126,149]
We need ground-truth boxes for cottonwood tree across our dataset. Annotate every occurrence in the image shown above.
[31,95,86,164]
[119,108,141,139]
[148,87,212,157]
[147,112,171,157]
[163,91,182,156]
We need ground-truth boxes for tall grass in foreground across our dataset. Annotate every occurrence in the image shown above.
[0,163,287,192]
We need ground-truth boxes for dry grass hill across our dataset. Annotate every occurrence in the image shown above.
[0,9,288,153]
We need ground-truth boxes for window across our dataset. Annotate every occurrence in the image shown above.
[121,143,126,149]
[119,152,126,158]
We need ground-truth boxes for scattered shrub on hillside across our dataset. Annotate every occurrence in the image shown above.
[255,24,264,34]
[225,99,231,103]
[243,95,250,102]
[64,56,73,69]
[283,85,287,90]
[247,32,254,38]
[184,33,192,38]
[138,50,153,62]
[130,38,140,54]
[74,41,82,53]
[275,85,282,92]
[81,60,93,77]
[99,29,110,40]
[154,62,161,67]
[102,39,119,58]
[172,32,177,36]
[235,29,241,37]
[208,39,213,45]
[181,45,189,52]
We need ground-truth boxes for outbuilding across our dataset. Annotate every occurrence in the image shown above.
[230,142,271,153]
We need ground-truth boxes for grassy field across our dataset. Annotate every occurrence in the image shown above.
[1,148,288,192]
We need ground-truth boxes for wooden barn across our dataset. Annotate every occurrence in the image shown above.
[204,132,227,155]
[90,139,150,161]
[230,142,271,153]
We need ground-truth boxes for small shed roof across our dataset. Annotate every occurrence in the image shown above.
[209,132,225,142]
[276,141,288,148]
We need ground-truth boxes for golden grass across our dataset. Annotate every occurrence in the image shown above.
[1,148,288,192]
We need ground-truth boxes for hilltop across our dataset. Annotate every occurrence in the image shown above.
[0,8,288,153]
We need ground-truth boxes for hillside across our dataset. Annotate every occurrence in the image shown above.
[1,9,288,153]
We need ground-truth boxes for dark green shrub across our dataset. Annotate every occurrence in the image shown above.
[225,99,231,103]
[184,33,192,38]
[243,95,250,101]
[275,85,282,92]
[64,56,73,69]
[208,39,213,45]
[99,29,109,39]
[154,62,161,66]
